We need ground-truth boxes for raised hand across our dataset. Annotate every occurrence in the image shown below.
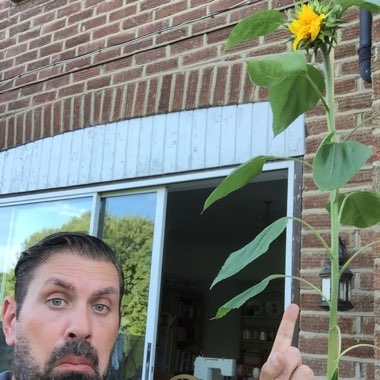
[260,304,314,380]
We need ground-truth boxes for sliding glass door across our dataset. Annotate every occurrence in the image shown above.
[98,190,166,380]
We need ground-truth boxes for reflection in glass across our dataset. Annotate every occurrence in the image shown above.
[99,193,157,380]
[0,197,92,371]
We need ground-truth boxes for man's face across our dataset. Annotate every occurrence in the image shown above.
[2,251,121,379]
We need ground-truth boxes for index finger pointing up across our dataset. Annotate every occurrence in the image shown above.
[271,303,300,353]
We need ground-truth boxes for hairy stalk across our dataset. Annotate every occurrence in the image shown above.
[321,44,341,380]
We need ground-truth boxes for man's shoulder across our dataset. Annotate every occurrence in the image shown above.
[0,371,12,380]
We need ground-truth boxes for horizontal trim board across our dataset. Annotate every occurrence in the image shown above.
[0,103,304,195]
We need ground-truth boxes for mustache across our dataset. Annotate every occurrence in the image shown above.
[45,340,99,373]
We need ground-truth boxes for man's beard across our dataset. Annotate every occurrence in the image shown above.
[12,338,108,380]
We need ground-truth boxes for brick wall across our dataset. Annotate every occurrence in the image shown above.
[0,0,379,378]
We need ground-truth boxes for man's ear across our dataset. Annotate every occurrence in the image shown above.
[2,297,17,346]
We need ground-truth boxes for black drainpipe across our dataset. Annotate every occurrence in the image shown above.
[358,9,372,83]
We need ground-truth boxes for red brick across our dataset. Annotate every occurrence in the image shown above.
[156,27,188,45]
[112,67,143,85]
[65,56,92,73]
[87,76,111,91]
[6,117,15,148]
[156,0,187,19]
[227,63,242,103]
[15,114,24,146]
[207,26,233,45]
[198,67,213,108]
[146,58,178,75]
[135,46,166,65]
[18,28,40,44]
[123,38,153,56]
[26,57,50,71]
[9,20,31,35]
[183,46,218,66]
[158,75,172,114]
[0,120,6,150]
[185,70,199,109]
[213,66,228,105]
[57,3,79,18]
[34,108,42,138]
[124,82,136,119]
[32,12,57,27]
[112,86,124,120]
[192,14,228,34]
[80,15,107,32]
[65,33,91,50]
[29,34,51,50]
[43,19,66,34]
[96,0,124,14]
[25,111,33,143]
[171,73,185,112]
[14,72,38,88]
[337,92,372,112]
[173,6,206,25]
[109,4,137,22]
[40,42,64,57]
[171,35,203,55]
[58,83,86,98]
[43,104,52,136]
[146,78,158,115]
[137,19,170,37]
[68,8,94,24]
[93,47,123,65]
[242,75,255,103]
[93,23,120,40]
[72,96,82,129]
[45,75,71,91]
[53,102,62,135]
[93,92,102,125]
[73,67,101,82]
[83,93,92,127]
[140,0,170,11]
[121,13,152,31]
[134,81,147,116]
[20,82,44,97]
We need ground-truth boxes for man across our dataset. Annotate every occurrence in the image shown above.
[1,232,124,380]
[1,232,313,380]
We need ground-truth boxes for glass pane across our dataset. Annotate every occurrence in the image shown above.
[99,192,157,380]
[0,197,92,371]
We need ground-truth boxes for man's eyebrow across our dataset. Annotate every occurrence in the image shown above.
[45,278,76,291]
[92,287,119,298]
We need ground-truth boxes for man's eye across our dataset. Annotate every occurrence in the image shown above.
[47,298,66,308]
[93,304,110,313]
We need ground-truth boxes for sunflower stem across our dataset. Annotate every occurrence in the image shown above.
[321,43,341,380]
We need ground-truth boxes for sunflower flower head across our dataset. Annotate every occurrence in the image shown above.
[288,0,340,52]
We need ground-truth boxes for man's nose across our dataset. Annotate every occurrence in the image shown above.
[65,308,92,341]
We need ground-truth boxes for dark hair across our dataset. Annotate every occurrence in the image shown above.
[14,232,125,318]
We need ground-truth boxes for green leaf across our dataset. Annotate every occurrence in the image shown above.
[313,141,372,190]
[225,10,284,50]
[246,53,307,87]
[213,274,285,318]
[203,155,275,211]
[340,192,380,227]
[335,0,380,14]
[246,53,325,136]
[210,217,288,289]
[269,62,325,136]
